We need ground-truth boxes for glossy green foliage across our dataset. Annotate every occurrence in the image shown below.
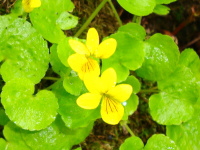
[156,0,177,4]
[120,136,144,150]
[1,78,58,131]
[30,0,74,43]
[0,108,9,125]
[3,117,93,150]
[0,16,49,84]
[52,81,100,129]
[0,138,6,150]
[144,134,178,150]
[118,23,146,40]
[153,4,170,15]
[102,32,145,82]
[167,99,200,149]
[56,12,78,30]
[179,48,200,81]
[117,0,156,16]
[136,33,180,81]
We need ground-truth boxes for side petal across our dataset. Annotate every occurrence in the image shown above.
[77,93,102,109]
[95,38,117,59]
[78,58,100,80]
[68,54,87,72]
[22,0,33,12]
[107,84,132,102]
[69,39,90,55]
[100,68,117,93]
[86,28,99,55]
[101,97,124,125]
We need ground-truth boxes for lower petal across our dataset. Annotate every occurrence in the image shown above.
[101,97,124,125]
[77,93,102,109]
[79,58,100,80]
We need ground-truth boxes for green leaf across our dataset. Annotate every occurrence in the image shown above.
[0,138,7,150]
[63,75,83,96]
[122,94,139,120]
[144,134,178,150]
[136,33,180,81]
[149,92,194,125]
[158,66,199,104]
[0,108,9,125]
[179,48,200,81]
[57,37,75,67]
[0,15,16,35]
[167,98,200,149]
[156,0,176,4]
[52,80,100,129]
[117,0,156,16]
[56,12,78,30]
[121,76,141,94]
[1,78,58,131]
[120,136,144,150]
[118,23,146,40]
[50,44,70,76]
[103,32,144,82]
[4,117,93,150]
[153,4,170,15]
[30,0,74,43]
[0,18,49,84]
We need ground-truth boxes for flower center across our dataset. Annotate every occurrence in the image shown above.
[81,58,95,73]
[104,96,118,114]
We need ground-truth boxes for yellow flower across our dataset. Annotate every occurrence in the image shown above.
[68,28,117,80]
[22,0,41,13]
[76,68,132,125]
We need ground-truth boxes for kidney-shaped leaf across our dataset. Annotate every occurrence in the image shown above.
[144,134,178,150]
[167,99,200,149]
[0,18,49,84]
[149,92,194,125]
[3,117,93,150]
[136,33,180,81]
[1,78,58,131]
[117,0,156,16]
[120,136,144,150]
[30,0,74,43]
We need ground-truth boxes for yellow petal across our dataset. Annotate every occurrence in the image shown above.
[68,54,87,72]
[77,93,102,109]
[95,38,117,59]
[107,84,132,102]
[22,0,41,12]
[78,57,100,80]
[69,39,90,55]
[86,28,99,55]
[101,96,124,125]
[100,68,116,93]
[30,0,41,7]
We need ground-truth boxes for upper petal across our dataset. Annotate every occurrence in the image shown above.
[100,68,117,93]
[107,84,132,102]
[86,28,99,55]
[78,57,100,80]
[68,53,88,72]
[95,38,117,59]
[77,93,102,109]
[101,96,124,125]
[69,39,90,55]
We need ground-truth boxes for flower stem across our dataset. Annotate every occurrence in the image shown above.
[74,0,109,37]
[132,15,142,24]
[120,121,135,136]
[108,0,123,26]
